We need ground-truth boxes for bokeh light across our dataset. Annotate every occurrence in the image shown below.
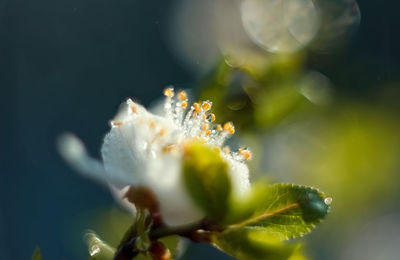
[241,0,320,53]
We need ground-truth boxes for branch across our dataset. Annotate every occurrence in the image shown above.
[113,220,214,260]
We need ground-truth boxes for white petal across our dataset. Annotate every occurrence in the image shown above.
[57,133,113,183]
[101,122,147,186]
[226,158,251,195]
[146,154,204,226]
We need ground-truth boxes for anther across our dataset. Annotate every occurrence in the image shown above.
[181,100,188,109]
[201,124,209,131]
[163,87,174,98]
[178,90,187,101]
[223,122,235,135]
[162,144,177,153]
[193,102,202,113]
[216,124,223,132]
[201,101,212,111]
[239,148,252,160]
[206,113,216,123]
[111,121,123,127]
[159,128,167,136]
[130,105,137,114]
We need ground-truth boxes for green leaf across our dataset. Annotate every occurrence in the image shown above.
[213,228,295,260]
[182,141,232,220]
[32,247,42,260]
[86,232,116,260]
[227,183,331,241]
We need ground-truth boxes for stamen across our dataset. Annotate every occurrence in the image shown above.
[239,148,252,160]
[163,87,174,97]
[193,102,202,113]
[111,121,123,127]
[159,128,167,136]
[129,105,137,114]
[206,113,216,123]
[223,122,235,135]
[216,124,223,132]
[201,124,209,131]
[201,101,212,111]
[177,90,187,101]
[181,100,188,109]
[162,144,177,153]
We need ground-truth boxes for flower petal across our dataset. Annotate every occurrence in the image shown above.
[146,154,204,226]
[101,122,147,186]
[226,158,251,195]
[58,133,115,183]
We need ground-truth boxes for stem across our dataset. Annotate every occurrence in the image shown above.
[113,220,210,260]
[149,221,203,240]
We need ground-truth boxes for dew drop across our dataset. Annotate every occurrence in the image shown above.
[324,197,332,205]
[89,245,100,256]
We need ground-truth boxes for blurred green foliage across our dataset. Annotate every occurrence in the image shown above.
[198,53,400,258]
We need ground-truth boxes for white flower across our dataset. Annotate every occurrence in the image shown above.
[58,88,251,226]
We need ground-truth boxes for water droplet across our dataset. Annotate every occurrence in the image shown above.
[89,245,100,256]
[324,197,332,205]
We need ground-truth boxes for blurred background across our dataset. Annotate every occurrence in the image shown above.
[1,0,400,259]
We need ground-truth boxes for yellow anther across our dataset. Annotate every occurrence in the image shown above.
[209,113,216,122]
[163,88,174,97]
[193,102,202,113]
[239,148,252,160]
[205,130,211,136]
[149,120,156,128]
[112,121,123,127]
[216,124,223,132]
[130,105,137,114]
[181,100,188,109]
[162,144,177,153]
[159,128,167,136]
[201,101,212,111]
[201,124,209,131]
[223,122,235,135]
[178,90,187,101]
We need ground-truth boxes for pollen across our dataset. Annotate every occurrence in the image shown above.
[111,121,123,127]
[130,105,138,114]
[216,124,223,132]
[163,88,174,98]
[208,113,216,122]
[193,102,202,113]
[201,101,212,111]
[239,148,252,160]
[205,130,211,136]
[159,128,167,136]
[162,144,177,153]
[201,124,209,131]
[177,90,187,101]
[181,100,188,109]
[223,122,235,135]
